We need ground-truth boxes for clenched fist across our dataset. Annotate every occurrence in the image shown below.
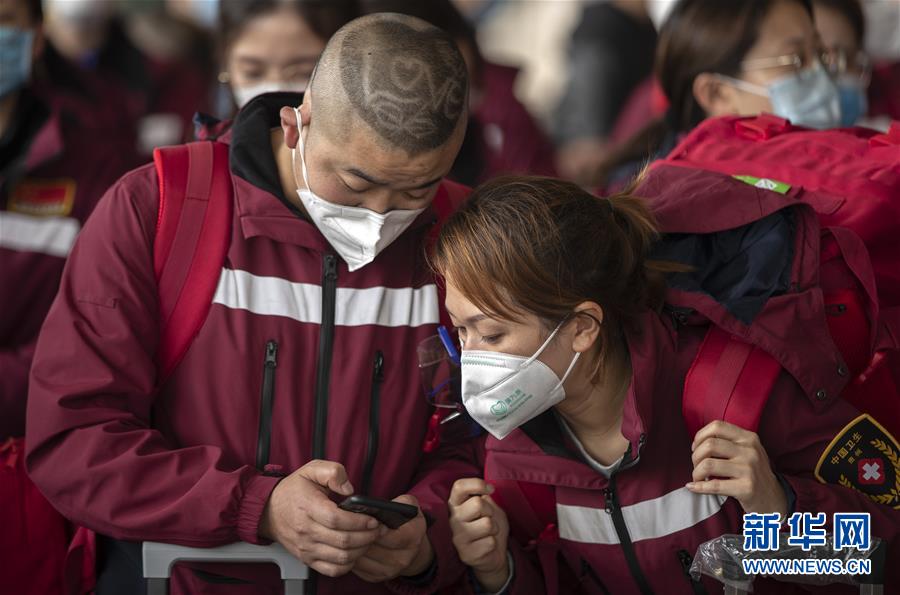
[448,478,510,592]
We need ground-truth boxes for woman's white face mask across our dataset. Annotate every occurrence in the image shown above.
[291,107,426,272]
[233,81,308,109]
[460,319,580,440]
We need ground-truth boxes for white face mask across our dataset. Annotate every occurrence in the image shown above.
[721,62,841,129]
[460,320,581,440]
[292,107,426,272]
[233,81,308,109]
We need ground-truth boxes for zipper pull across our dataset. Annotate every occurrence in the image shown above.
[677,549,693,574]
[826,303,847,316]
[265,340,278,368]
[323,254,338,281]
[604,487,614,513]
[668,307,691,327]
[373,350,385,382]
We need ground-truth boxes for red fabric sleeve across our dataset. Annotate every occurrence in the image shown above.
[0,340,35,438]
[386,437,487,594]
[24,165,280,546]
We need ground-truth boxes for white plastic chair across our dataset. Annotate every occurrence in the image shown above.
[142,541,308,595]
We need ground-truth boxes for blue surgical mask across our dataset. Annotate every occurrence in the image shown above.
[837,78,868,127]
[0,27,33,99]
[721,62,842,129]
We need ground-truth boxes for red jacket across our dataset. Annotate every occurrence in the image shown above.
[485,168,900,594]
[25,95,477,594]
[473,62,557,181]
[0,90,135,438]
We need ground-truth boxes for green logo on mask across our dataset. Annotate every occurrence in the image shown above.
[490,401,509,417]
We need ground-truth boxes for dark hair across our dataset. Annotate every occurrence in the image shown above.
[596,0,813,186]
[27,0,42,23]
[431,176,672,381]
[361,0,483,77]
[813,0,865,45]
[218,0,359,57]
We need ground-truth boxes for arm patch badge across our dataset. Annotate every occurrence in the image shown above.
[815,414,900,508]
[9,178,76,217]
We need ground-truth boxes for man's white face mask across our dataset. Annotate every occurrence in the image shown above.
[292,107,426,272]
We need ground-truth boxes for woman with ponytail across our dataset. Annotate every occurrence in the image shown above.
[431,176,900,594]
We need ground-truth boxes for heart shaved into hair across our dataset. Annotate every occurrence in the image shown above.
[339,19,468,153]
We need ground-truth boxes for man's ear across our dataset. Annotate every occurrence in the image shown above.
[570,302,603,354]
[693,72,736,118]
[280,102,310,150]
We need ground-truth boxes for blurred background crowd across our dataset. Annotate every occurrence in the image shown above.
[6,0,899,194]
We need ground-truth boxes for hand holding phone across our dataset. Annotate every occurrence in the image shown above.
[339,495,419,529]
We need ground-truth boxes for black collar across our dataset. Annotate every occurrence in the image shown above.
[229,91,305,218]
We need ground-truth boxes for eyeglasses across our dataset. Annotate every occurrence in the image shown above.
[740,50,830,75]
[821,48,872,83]
[417,327,463,421]
[417,327,483,450]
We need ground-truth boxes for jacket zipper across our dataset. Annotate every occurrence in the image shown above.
[677,549,708,595]
[581,558,612,595]
[307,255,338,595]
[604,462,654,595]
[255,340,278,470]
[312,254,338,460]
[360,351,385,495]
[666,305,694,328]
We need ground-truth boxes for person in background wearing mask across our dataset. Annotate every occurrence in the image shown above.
[42,0,213,154]
[433,176,900,593]
[0,2,134,590]
[0,0,133,440]
[590,0,842,191]
[362,0,556,187]
[26,13,479,595]
[812,0,875,127]
[217,0,358,114]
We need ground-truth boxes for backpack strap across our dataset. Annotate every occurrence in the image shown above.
[682,327,782,438]
[153,141,233,380]
[489,478,560,595]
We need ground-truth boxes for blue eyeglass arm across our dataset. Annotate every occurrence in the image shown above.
[437,325,461,366]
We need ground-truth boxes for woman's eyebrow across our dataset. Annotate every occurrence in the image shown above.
[465,314,488,325]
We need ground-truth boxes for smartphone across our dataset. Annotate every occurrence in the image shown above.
[338,495,419,529]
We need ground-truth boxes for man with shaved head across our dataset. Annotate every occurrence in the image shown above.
[27,13,478,595]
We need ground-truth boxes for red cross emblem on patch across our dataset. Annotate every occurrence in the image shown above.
[858,458,885,485]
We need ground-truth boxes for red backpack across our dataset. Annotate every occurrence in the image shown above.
[486,158,899,593]
[659,115,900,439]
[0,438,71,595]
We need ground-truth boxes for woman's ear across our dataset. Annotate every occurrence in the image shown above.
[693,72,736,118]
[570,302,603,354]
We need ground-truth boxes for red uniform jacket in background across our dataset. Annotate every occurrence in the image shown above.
[25,94,478,595]
[473,62,557,181]
[0,89,136,438]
